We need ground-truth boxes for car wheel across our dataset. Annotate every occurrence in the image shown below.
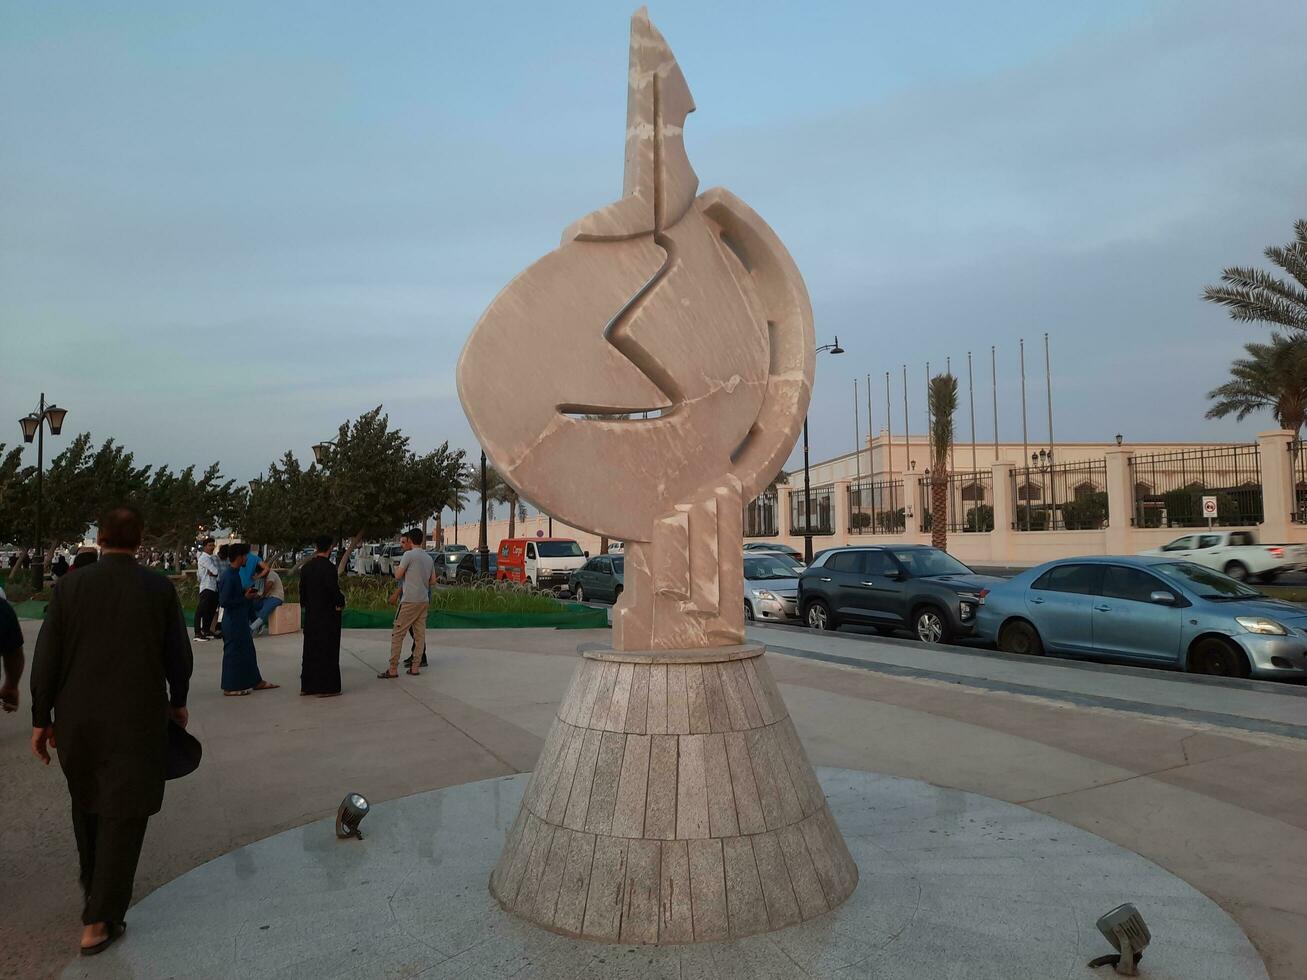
[1224,561,1249,582]
[745,601,755,622]
[614,585,623,600]
[1189,637,1250,678]
[998,620,1044,656]
[805,600,836,631]
[1258,571,1279,584]
[912,606,952,644]
[573,584,585,602]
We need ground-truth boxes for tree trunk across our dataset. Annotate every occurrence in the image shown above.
[600,535,609,555]
[507,497,516,539]
[434,514,443,548]
[930,471,948,551]
[338,530,364,575]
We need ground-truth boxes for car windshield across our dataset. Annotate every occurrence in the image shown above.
[744,556,797,580]
[445,545,468,553]
[1153,562,1264,600]
[890,549,972,578]
[537,541,583,558]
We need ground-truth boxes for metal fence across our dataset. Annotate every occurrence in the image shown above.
[919,471,995,534]
[1294,440,1307,524]
[1011,459,1109,531]
[744,490,779,538]
[1129,445,1262,528]
[790,483,834,535]
[848,478,905,534]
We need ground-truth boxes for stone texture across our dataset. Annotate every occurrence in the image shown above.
[457,9,815,652]
[462,8,852,946]
[490,646,858,943]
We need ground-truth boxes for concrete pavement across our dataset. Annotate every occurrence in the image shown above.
[6,620,1306,978]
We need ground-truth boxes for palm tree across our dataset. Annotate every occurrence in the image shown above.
[1206,333,1307,434]
[1203,219,1307,330]
[926,374,958,551]
[483,467,519,538]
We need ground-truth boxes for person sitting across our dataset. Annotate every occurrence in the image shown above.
[52,555,70,578]
[249,568,284,637]
[71,551,99,572]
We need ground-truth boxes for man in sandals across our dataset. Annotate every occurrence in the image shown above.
[379,529,435,679]
[29,505,192,957]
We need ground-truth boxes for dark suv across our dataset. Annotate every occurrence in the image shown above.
[798,545,1001,643]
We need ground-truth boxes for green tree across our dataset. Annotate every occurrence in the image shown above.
[484,466,519,539]
[238,453,331,557]
[0,444,31,547]
[926,374,958,551]
[1205,333,1307,434]
[1203,219,1307,330]
[317,407,467,572]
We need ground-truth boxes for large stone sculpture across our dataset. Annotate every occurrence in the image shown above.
[458,8,857,942]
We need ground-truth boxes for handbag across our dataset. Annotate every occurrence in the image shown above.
[166,718,202,780]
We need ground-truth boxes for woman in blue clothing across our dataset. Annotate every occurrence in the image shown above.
[219,544,279,696]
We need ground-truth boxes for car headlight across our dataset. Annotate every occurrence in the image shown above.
[751,590,779,601]
[959,600,976,620]
[1236,616,1288,636]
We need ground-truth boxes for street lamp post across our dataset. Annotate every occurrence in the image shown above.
[18,393,68,586]
[802,338,845,563]
[312,439,346,563]
[478,450,490,570]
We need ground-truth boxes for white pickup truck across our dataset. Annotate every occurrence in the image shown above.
[1140,530,1307,582]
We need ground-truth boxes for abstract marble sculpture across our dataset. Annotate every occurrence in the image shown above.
[458,8,857,942]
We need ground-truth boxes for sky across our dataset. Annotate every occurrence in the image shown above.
[3,0,1306,519]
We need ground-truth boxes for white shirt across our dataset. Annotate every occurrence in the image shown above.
[197,552,221,592]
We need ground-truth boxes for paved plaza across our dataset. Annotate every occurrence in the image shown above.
[6,621,1307,978]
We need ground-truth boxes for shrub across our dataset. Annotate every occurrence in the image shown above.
[964,504,995,532]
[1060,491,1108,530]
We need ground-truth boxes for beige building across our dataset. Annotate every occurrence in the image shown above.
[451,429,1305,568]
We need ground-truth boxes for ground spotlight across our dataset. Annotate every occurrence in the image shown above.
[335,792,370,840]
[1089,903,1150,975]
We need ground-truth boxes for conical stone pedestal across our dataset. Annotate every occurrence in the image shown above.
[489,644,858,943]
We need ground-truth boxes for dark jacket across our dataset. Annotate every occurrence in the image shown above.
[31,553,192,817]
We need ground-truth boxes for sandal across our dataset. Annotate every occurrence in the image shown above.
[252,682,280,691]
[407,668,420,676]
[81,922,126,957]
[223,689,252,697]
[377,670,398,679]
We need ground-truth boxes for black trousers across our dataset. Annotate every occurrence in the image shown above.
[71,806,149,926]
[194,588,218,637]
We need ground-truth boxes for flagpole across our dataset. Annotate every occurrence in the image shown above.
[991,345,999,462]
[853,378,861,483]
[968,351,977,474]
[1020,338,1029,530]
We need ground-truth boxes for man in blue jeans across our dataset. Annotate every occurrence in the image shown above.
[250,568,284,637]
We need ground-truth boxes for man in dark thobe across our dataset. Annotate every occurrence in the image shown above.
[30,505,192,956]
[300,534,344,696]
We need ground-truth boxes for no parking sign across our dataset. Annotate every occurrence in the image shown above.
[1201,495,1218,524]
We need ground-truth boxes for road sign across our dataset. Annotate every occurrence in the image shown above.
[1201,495,1218,519]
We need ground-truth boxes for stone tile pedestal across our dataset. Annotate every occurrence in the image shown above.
[268,602,300,636]
[489,644,858,943]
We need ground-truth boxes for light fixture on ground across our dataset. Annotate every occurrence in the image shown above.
[801,336,845,563]
[1089,903,1150,976]
[335,793,370,840]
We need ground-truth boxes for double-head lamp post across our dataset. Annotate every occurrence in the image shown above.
[18,393,68,585]
[478,450,490,571]
[802,338,845,564]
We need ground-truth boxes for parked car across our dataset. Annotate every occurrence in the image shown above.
[977,555,1307,679]
[378,542,405,575]
[1139,530,1307,583]
[432,544,470,581]
[351,543,383,575]
[744,553,800,622]
[569,554,624,603]
[799,545,999,643]
[497,537,587,590]
[745,542,801,559]
[453,551,498,583]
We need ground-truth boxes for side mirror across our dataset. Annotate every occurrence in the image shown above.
[1149,591,1175,605]
[584,550,590,558]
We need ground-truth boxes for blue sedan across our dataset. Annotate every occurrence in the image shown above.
[975,555,1307,679]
